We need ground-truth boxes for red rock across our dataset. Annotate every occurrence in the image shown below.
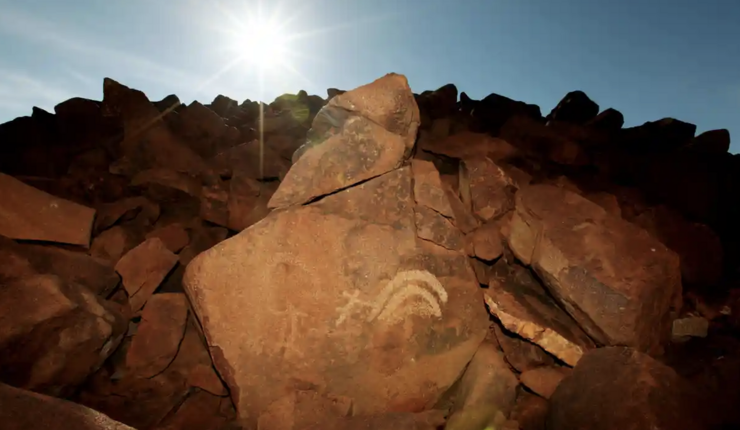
[269,75,419,209]
[511,389,548,430]
[420,131,519,164]
[155,389,232,430]
[469,221,505,262]
[411,159,454,218]
[173,101,240,159]
[115,238,179,311]
[416,83,458,120]
[187,364,228,396]
[91,225,144,265]
[94,196,160,233]
[131,168,202,197]
[484,260,595,366]
[414,205,465,251]
[634,205,723,287]
[126,293,189,378]
[10,242,120,297]
[300,410,447,430]
[546,91,599,125]
[469,257,491,285]
[199,182,230,227]
[146,223,190,253]
[0,173,96,247]
[211,139,290,181]
[500,116,587,166]
[519,366,571,399]
[184,166,489,428]
[179,225,229,267]
[507,185,682,353]
[547,347,705,430]
[101,78,213,178]
[227,174,277,231]
[444,184,480,234]
[257,390,353,430]
[0,382,135,430]
[446,339,519,430]
[0,265,126,397]
[492,324,555,373]
[459,157,516,222]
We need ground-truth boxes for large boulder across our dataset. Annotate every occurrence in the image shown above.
[547,347,705,430]
[506,185,682,353]
[184,75,488,428]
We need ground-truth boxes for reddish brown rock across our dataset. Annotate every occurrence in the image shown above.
[446,339,519,430]
[184,166,489,429]
[414,205,465,250]
[511,389,548,430]
[188,364,228,396]
[115,238,178,311]
[411,159,454,218]
[199,182,230,227]
[547,347,704,430]
[519,365,571,399]
[500,116,587,165]
[131,168,202,197]
[459,157,516,222]
[7,242,119,297]
[469,221,504,262]
[507,185,682,353]
[179,225,229,267]
[0,264,126,397]
[492,324,554,373]
[126,293,189,378]
[0,382,135,430]
[155,389,232,430]
[91,225,144,265]
[227,174,278,231]
[145,224,190,253]
[585,107,624,130]
[211,140,290,181]
[469,258,491,285]
[101,78,213,178]
[420,131,519,164]
[484,260,594,366]
[0,173,96,247]
[269,74,420,209]
[444,184,480,234]
[300,410,446,430]
[95,196,160,233]
[634,205,723,287]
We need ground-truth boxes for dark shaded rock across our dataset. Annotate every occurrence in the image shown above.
[459,92,542,134]
[547,347,704,430]
[546,91,599,125]
[492,324,554,373]
[585,107,624,130]
[114,238,178,312]
[621,117,697,153]
[688,128,731,154]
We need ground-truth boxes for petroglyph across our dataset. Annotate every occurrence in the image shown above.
[334,269,448,327]
[273,302,308,359]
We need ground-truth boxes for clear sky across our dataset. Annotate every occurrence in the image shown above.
[1,0,738,152]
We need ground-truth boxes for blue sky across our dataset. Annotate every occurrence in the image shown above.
[1,0,738,152]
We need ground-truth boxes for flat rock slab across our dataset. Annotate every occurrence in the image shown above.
[492,324,554,373]
[126,293,189,378]
[459,158,516,222]
[411,159,454,218]
[184,167,489,428]
[507,185,682,352]
[484,260,594,366]
[519,365,571,399]
[115,238,178,312]
[547,347,705,430]
[0,173,96,247]
[145,223,190,253]
[0,382,135,430]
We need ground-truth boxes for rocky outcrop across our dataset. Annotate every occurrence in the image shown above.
[1,71,739,430]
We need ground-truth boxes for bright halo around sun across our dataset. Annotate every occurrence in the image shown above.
[230,13,293,72]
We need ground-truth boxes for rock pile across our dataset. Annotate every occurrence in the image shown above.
[1,72,739,430]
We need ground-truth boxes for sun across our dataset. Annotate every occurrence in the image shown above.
[233,16,290,70]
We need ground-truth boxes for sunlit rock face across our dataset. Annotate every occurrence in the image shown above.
[184,73,489,429]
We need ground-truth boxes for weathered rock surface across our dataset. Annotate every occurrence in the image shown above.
[519,365,571,399]
[445,338,519,430]
[269,73,420,209]
[507,184,682,353]
[492,324,554,372]
[547,347,705,430]
[115,238,178,311]
[185,166,489,427]
[0,245,126,397]
[0,382,135,430]
[459,157,516,222]
[485,259,594,366]
[0,173,96,246]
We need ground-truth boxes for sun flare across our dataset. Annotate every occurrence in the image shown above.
[230,15,292,71]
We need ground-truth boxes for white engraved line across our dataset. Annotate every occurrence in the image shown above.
[376,284,442,324]
[366,269,448,323]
